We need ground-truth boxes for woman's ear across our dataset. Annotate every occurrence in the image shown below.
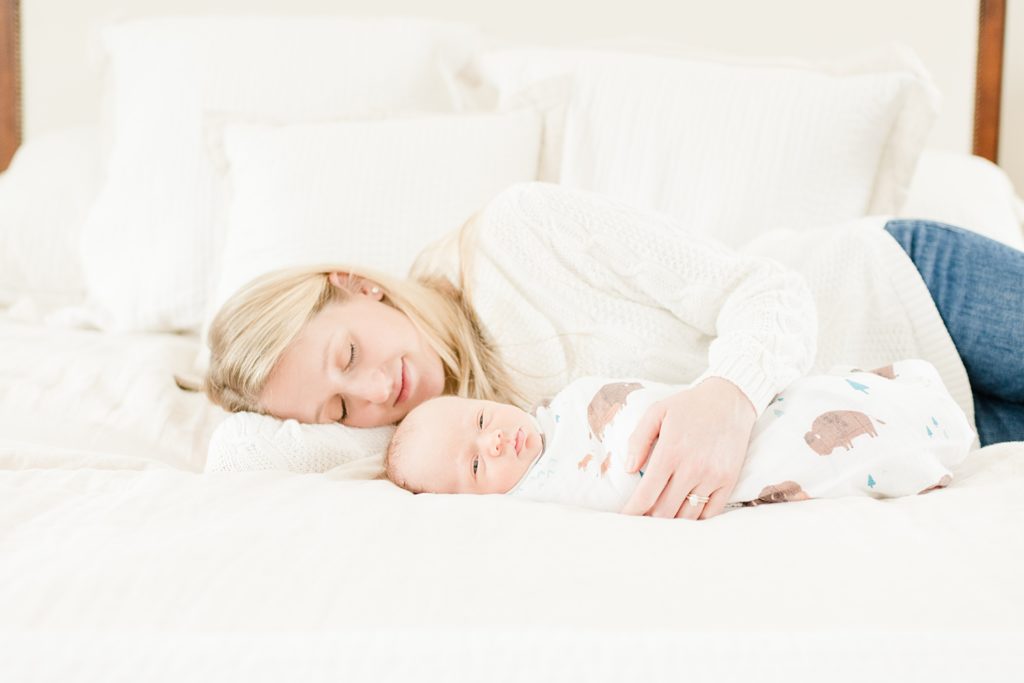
[327,271,355,291]
[328,272,384,300]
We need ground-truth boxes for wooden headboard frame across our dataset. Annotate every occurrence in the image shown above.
[0,0,1010,172]
[0,0,19,172]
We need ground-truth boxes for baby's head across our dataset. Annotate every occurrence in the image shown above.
[385,395,544,494]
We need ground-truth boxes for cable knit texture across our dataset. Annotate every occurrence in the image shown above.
[204,411,393,474]
[205,181,975,473]
[467,182,819,416]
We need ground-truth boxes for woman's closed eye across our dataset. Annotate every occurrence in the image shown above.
[335,343,358,423]
[472,455,479,477]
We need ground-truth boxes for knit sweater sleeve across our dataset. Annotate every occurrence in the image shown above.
[478,182,819,416]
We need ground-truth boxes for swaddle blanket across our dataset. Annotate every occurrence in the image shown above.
[508,359,975,512]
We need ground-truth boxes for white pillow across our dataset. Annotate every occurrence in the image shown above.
[210,109,542,321]
[467,44,939,248]
[0,126,103,310]
[204,411,392,475]
[80,16,480,332]
[901,149,1024,251]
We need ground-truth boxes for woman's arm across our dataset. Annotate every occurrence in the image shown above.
[482,182,818,518]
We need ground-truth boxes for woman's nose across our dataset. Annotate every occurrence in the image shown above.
[348,367,392,405]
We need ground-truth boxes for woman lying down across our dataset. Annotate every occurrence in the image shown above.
[384,358,975,513]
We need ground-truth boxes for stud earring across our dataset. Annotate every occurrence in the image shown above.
[370,286,381,296]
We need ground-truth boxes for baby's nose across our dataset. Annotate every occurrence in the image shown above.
[484,429,506,457]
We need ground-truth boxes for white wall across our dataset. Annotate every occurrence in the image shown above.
[20,0,1023,191]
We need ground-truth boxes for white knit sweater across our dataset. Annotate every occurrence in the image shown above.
[205,182,974,473]
[467,182,818,417]
[469,183,972,426]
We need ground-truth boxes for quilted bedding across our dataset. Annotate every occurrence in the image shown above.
[1,308,1022,682]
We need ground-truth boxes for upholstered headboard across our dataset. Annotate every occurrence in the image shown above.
[0,0,1008,172]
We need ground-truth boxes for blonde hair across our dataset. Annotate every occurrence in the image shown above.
[204,218,524,415]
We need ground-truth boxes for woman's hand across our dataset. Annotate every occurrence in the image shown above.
[621,377,757,520]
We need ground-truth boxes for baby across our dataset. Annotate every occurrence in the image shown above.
[384,359,976,513]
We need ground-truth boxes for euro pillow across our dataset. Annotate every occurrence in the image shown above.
[79,16,480,332]
[209,109,542,323]
[0,126,103,310]
[468,44,939,249]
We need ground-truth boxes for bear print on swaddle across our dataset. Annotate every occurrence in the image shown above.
[588,382,644,440]
[507,359,976,513]
[800,365,894,455]
[731,358,976,504]
[803,409,881,455]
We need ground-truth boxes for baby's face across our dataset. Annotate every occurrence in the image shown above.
[393,396,544,494]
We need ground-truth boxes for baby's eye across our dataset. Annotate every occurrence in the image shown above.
[472,456,479,477]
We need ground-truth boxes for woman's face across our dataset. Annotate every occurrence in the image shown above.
[259,291,446,427]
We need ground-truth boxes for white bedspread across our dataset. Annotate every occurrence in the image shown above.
[0,315,225,471]
[2,293,1023,681]
[2,438,1022,681]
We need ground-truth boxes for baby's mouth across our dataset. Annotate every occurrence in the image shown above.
[514,428,525,456]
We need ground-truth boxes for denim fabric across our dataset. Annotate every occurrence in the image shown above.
[884,219,1024,446]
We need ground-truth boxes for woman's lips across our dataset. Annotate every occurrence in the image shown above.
[395,359,410,406]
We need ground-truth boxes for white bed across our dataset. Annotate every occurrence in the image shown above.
[1,3,1023,681]
[2,440,1022,680]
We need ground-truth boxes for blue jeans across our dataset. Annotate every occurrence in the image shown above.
[884,220,1024,446]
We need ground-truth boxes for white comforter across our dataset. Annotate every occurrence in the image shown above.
[2,438,1023,681]
[1,318,1022,682]
[0,316,225,471]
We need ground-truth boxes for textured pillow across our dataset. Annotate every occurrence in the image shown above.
[204,411,392,475]
[80,16,480,332]
[467,44,939,248]
[198,110,541,471]
[208,110,542,320]
[0,126,103,310]
[901,149,1024,251]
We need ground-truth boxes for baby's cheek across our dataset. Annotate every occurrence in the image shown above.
[493,466,519,493]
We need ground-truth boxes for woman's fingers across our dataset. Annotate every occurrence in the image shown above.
[625,403,665,474]
[621,461,671,516]
[648,473,696,519]
[699,481,735,520]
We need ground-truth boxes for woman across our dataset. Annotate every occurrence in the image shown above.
[204,182,1024,520]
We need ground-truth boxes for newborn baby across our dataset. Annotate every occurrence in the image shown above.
[384,359,976,513]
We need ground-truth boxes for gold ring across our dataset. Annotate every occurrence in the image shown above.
[687,493,710,506]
